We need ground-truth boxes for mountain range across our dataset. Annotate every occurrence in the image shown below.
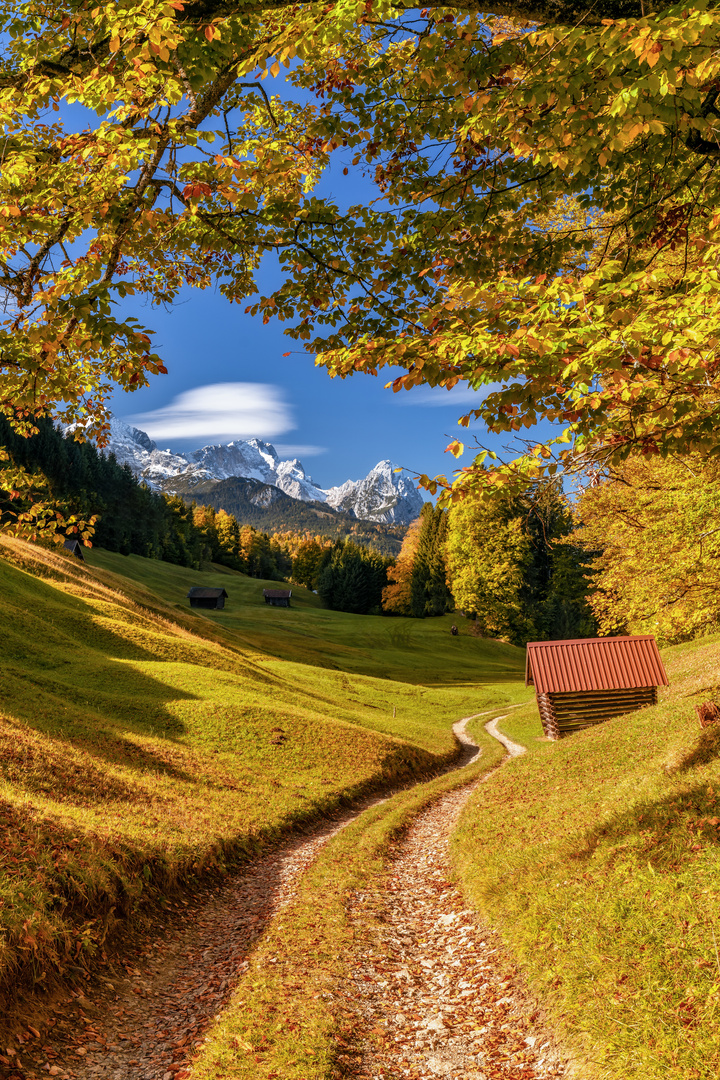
[103,416,425,524]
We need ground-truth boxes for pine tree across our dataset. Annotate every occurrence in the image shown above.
[317,540,392,615]
[409,505,454,618]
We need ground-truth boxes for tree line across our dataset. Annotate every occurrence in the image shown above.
[0,418,396,613]
[0,417,292,578]
[1,417,612,641]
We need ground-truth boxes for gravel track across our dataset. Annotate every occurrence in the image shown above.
[338,713,568,1080]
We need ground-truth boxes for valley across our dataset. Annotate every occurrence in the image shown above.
[4,536,720,1080]
[0,536,525,1016]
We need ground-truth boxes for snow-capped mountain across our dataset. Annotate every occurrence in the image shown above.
[98,417,424,524]
[325,461,424,525]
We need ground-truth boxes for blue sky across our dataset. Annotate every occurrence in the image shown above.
[103,67,521,492]
[108,279,498,492]
[106,135,501,491]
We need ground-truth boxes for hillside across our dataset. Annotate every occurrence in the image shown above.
[6,532,720,1078]
[452,635,720,1078]
[0,536,526,1008]
[172,474,408,556]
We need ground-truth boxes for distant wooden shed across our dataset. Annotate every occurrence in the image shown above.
[263,589,292,607]
[187,586,228,610]
[63,538,85,561]
[526,635,669,740]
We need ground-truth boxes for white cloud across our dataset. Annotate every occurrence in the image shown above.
[124,383,294,442]
[391,383,499,407]
[274,444,327,458]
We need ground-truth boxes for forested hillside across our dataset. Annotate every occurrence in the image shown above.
[176,474,406,556]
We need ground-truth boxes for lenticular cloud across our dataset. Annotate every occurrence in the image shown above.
[126,383,294,443]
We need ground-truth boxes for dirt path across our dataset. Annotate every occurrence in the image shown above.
[1,711,564,1080]
[338,716,568,1080]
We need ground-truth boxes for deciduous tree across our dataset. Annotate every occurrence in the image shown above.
[3,0,720,510]
[446,479,594,643]
[382,515,422,614]
[577,454,720,644]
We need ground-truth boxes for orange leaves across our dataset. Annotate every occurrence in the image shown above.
[182,182,212,201]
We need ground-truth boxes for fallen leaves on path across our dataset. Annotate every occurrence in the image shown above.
[337,783,568,1079]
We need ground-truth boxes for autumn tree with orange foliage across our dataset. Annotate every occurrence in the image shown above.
[382,516,423,615]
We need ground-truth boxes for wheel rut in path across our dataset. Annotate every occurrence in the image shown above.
[339,714,568,1080]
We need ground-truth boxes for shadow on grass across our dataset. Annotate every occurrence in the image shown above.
[3,659,193,739]
[567,778,720,871]
[0,721,178,804]
[665,722,720,774]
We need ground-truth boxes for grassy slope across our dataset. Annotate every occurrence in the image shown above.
[0,536,525,999]
[89,547,523,686]
[452,634,720,1080]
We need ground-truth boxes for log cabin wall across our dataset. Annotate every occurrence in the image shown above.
[543,686,657,738]
[537,693,559,740]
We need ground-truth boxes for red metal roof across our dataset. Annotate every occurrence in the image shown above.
[525,636,668,694]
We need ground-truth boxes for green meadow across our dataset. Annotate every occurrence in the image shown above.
[0,536,526,999]
[8,532,720,1079]
[89,546,525,685]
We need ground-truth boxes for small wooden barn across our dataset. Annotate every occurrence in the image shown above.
[526,635,668,740]
[263,589,292,607]
[187,586,228,610]
[63,538,85,560]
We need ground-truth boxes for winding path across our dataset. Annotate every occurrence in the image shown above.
[2,711,565,1080]
[338,714,567,1080]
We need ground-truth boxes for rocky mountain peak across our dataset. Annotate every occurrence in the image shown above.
[96,416,424,524]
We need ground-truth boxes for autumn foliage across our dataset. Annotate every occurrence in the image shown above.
[577,453,720,645]
[2,2,720,508]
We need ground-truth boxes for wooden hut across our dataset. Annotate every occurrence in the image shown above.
[63,538,85,561]
[187,586,228,610]
[263,589,292,607]
[526,635,668,740]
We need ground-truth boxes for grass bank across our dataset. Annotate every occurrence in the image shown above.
[452,634,720,1080]
[0,536,525,1006]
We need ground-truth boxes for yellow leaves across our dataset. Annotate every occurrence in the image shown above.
[270,61,280,79]
[446,440,465,459]
[645,44,663,69]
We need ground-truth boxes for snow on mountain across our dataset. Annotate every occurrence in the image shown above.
[325,460,424,525]
[98,417,423,523]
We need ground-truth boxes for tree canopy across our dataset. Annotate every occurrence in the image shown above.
[577,453,720,644]
[2,0,720,506]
